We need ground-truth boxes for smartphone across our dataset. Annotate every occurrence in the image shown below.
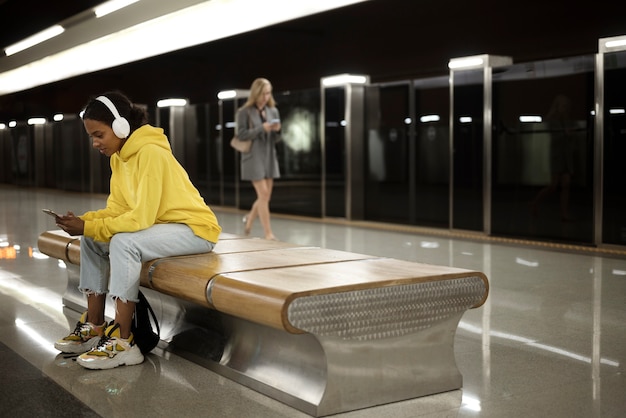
[42,208,60,218]
[270,118,280,124]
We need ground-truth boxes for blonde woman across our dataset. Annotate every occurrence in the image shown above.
[235,78,281,240]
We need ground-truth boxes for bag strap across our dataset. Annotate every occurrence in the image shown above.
[138,290,160,337]
[235,108,253,136]
[247,107,253,129]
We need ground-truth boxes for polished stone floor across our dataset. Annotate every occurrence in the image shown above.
[1,184,625,417]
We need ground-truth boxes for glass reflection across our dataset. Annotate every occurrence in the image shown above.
[324,86,346,218]
[602,50,626,245]
[415,77,450,228]
[492,55,595,244]
[364,82,411,224]
[271,88,322,217]
[452,69,484,231]
[363,77,449,228]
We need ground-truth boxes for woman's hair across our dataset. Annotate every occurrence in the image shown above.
[244,78,276,108]
[81,91,148,135]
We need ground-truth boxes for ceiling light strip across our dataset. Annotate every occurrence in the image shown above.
[4,25,65,57]
[0,0,368,95]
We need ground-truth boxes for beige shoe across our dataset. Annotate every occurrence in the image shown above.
[54,311,105,354]
[77,323,144,370]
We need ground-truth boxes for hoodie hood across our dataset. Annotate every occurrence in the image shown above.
[119,124,171,161]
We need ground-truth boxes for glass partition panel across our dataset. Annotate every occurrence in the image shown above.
[602,50,626,245]
[492,56,595,244]
[0,129,13,183]
[323,87,346,217]
[362,78,449,227]
[11,125,34,186]
[363,82,411,223]
[221,98,242,208]
[452,69,484,231]
[204,102,222,205]
[186,104,220,204]
[266,88,322,217]
[162,104,220,204]
[415,76,450,228]
[177,104,209,195]
[43,124,57,189]
[156,107,171,138]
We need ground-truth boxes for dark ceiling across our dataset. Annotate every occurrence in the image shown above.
[0,1,105,47]
[1,0,625,120]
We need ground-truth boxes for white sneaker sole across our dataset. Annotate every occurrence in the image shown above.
[77,348,144,370]
[54,336,101,354]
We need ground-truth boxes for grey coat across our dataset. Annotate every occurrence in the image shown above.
[235,105,281,181]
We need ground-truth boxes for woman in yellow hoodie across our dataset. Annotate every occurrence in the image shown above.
[54,91,221,370]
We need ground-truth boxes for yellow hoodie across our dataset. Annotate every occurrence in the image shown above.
[81,124,221,243]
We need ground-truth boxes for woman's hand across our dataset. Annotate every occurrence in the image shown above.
[263,121,281,132]
[56,211,85,236]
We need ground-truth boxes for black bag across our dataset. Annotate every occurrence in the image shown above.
[131,290,161,354]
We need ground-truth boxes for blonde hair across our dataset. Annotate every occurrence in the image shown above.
[244,78,276,108]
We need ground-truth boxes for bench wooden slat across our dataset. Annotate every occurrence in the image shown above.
[38,230,80,264]
[210,258,489,332]
[215,257,488,295]
[211,237,300,253]
[36,230,272,265]
[141,248,377,308]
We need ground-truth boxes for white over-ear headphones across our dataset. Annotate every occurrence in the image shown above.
[96,95,131,139]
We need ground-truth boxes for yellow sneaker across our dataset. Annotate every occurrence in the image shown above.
[77,323,144,370]
[54,312,105,354]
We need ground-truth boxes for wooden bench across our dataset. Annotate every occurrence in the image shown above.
[38,230,489,417]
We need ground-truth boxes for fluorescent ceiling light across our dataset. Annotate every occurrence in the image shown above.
[217,89,250,100]
[420,114,440,123]
[217,90,237,100]
[0,123,5,129]
[4,25,65,57]
[53,114,64,121]
[448,57,484,69]
[157,98,188,107]
[459,116,473,123]
[519,115,542,123]
[27,117,46,125]
[95,0,140,18]
[322,74,369,86]
[8,121,16,127]
[0,0,368,96]
[605,39,626,49]
[609,108,625,114]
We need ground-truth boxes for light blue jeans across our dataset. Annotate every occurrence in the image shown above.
[79,223,216,302]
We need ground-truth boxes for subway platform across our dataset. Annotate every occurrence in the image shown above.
[1,184,625,417]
